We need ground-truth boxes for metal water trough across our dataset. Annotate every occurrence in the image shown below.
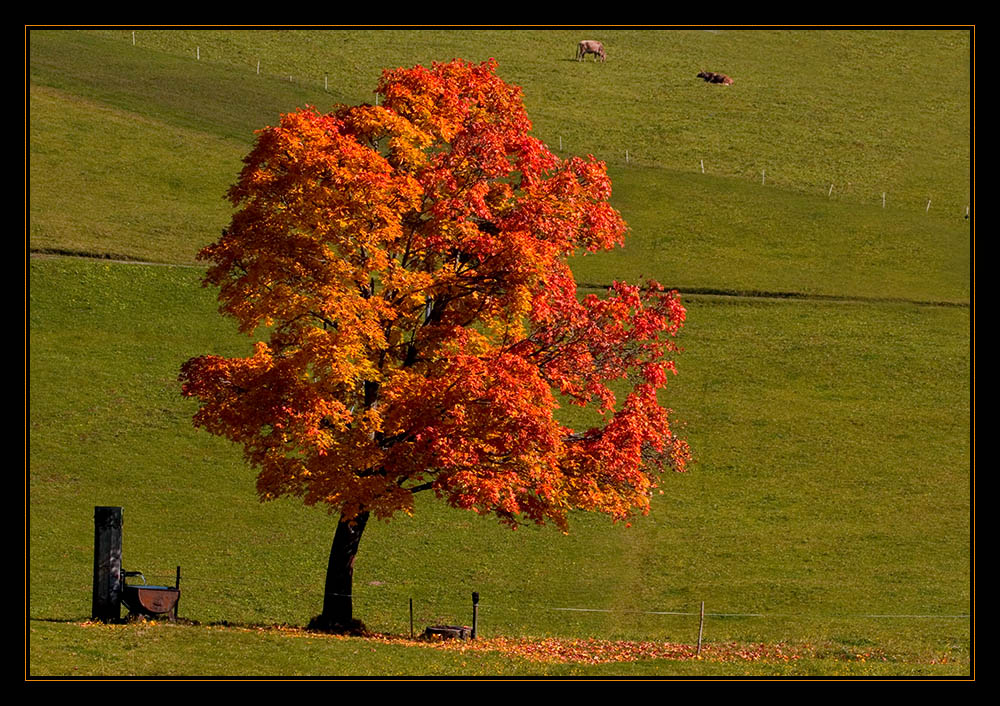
[121,569,180,620]
[424,625,473,640]
[420,593,480,641]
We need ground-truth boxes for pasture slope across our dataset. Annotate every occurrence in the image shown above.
[28,28,972,679]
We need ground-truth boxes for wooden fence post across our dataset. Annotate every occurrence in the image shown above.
[697,601,705,655]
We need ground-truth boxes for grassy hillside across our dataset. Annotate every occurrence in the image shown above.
[28,258,970,676]
[82,28,972,209]
[29,29,971,299]
[27,28,972,678]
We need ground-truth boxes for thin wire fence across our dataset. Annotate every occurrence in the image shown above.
[119,31,973,220]
[39,565,969,625]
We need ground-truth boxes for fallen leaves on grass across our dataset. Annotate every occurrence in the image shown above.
[369,634,809,665]
[78,621,890,665]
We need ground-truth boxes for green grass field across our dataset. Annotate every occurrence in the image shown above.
[27,28,972,679]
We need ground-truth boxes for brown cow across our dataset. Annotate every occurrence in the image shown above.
[577,40,606,62]
[697,70,734,85]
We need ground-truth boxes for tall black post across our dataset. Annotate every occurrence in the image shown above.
[471,591,479,640]
[92,506,123,622]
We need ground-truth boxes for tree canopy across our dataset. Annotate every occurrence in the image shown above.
[180,59,689,628]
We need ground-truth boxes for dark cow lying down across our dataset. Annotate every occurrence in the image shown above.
[697,71,734,85]
[577,40,606,62]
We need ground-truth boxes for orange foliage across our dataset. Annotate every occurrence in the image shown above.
[180,59,689,532]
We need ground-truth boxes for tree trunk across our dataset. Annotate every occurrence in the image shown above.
[311,510,370,633]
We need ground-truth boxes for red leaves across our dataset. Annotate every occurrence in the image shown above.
[181,58,689,530]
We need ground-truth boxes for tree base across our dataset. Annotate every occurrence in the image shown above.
[306,614,369,636]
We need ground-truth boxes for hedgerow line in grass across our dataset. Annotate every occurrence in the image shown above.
[566,283,968,308]
[29,249,202,268]
[29,253,970,309]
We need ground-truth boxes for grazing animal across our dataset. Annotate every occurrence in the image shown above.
[697,70,734,85]
[577,40,606,62]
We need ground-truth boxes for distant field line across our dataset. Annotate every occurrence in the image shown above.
[577,282,971,309]
[29,250,201,268]
[30,251,970,309]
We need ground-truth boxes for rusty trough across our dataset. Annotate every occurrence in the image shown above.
[121,568,181,620]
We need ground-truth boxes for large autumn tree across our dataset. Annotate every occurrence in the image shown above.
[180,59,690,632]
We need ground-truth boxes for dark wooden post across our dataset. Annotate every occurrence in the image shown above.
[92,506,123,622]
[174,566,181,619]
[471,592,479,639]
